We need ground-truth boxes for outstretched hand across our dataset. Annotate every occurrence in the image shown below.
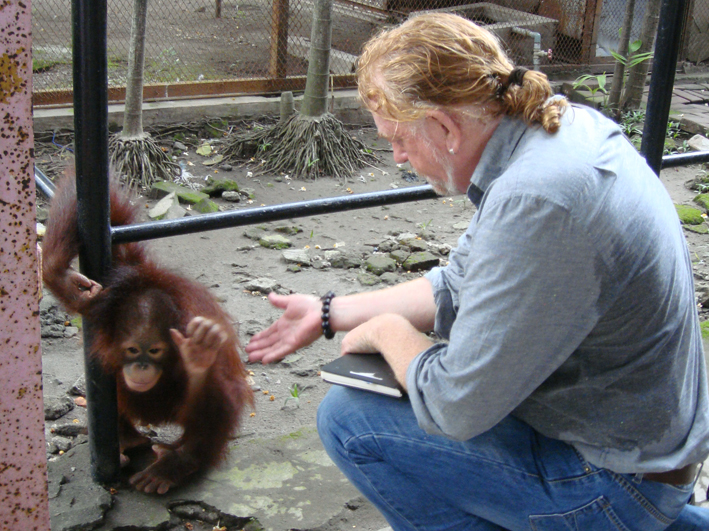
[245,293,323,364]
[170,316,227,376]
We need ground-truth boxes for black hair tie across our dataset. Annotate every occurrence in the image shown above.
[497,67,529,97]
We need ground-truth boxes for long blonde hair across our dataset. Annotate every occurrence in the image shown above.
[357,12,567,133]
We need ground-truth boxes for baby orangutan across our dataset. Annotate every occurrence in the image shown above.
[42,173,254,494]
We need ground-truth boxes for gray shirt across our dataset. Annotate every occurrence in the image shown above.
[407,105,709,474]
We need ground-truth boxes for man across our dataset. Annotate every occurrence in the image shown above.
[246,13,709,530]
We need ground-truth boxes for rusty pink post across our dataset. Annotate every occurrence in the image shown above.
[0,1,52,529]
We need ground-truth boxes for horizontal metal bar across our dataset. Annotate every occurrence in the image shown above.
[111,185,439,244]
[34,166,56,198]
[661,151,709,169]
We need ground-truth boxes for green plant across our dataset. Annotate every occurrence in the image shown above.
[701,320,709,340]
[417,219,433,237]
[572,73,609,107]
[689,168,709,193]
[664,121,689,155]
[147,47,181,82]
[32,57,61,72]
[619,110,644,137]
[610,39,654,69]
[283,383,301,407]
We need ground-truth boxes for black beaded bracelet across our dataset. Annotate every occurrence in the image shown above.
[320,291,336,339]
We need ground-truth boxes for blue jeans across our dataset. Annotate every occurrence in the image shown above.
[317,386,705,531]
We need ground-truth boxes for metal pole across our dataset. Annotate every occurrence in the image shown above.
[662,151,709,169]
[640,0,689,175]
[112,185,438,243]
[72,0,120,483]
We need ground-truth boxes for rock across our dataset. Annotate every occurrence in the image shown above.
[244,226,268,240]
[685,224,709,234]
[240,187,256,200]
[395,232,418,241]
[44,395,75,420]
[402,251,440,272]
[398,237,428,252]
[282,249,310,265]
[148,192,178,219]
[202,177,240,197]
[453,221,470,230]
[193,197,220,214]
[389,249,410,264]
[36,206,49,223]
[51,420,89,437]
[173,141,187,152]
[364,255,397,275]
[376,239,397,252]
[325,250,360,269]
[149,181,209,204]
[311,260,330,270]
[380,272,400,285]
[688,134,709,152]
[244,278,280,294]
[676,204,705,225]
[219,164,234,172]
[697,284,709,307]
[63,326,79,338]
[43,324,67,338]
[70,376,86,397]
[222,191,241,202]
[275,225,303,235]
[358,271,381,286]
[50,435,74,453]
[695,193,709,212]
[46,439,58,456]
[259,234,292,250]
[428,242,452,256]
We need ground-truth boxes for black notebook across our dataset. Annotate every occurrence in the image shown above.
[320,353,404,398]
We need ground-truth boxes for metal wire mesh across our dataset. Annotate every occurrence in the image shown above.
[31,1,705,107]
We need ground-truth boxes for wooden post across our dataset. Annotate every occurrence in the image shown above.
[269,0,289,79]
[581,0,603,64]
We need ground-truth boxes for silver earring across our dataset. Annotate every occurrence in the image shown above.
[449,148,455,155]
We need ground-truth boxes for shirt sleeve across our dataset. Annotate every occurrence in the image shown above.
[408,192,604,440]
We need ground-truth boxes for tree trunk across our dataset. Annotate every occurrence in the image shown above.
[621,0,662,111]
[301,0,332,118]
[608,0,636,115]
[122,0,148,138]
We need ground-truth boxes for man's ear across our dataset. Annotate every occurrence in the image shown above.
[426,110,462,155]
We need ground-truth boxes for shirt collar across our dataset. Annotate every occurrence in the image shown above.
[466,116,529,206]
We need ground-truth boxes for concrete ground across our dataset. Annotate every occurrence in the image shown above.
[37,78,709,531]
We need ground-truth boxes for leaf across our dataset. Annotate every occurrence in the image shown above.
[196,142,212,156]
[597,74,607,92]
[203,154,224,166]
[628,52,654,68]
[629,40,643,54]
[610,51,627,65]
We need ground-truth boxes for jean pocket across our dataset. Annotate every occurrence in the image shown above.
[529,496,630,531]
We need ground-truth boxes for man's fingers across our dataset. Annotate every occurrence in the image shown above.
[267,292,289,309]
[246,327,280,352]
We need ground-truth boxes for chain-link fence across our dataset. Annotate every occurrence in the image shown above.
[31,1,708,107]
